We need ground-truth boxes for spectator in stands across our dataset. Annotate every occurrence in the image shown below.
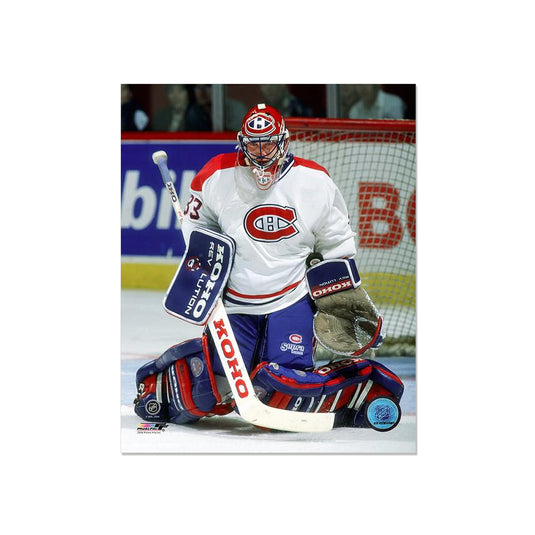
[152,84,190,131]
[347,84,406,119]
[339,85,360,118]
[186,85,249,131]
[221,88,248,131]
[121,84,149,131]
[259,84,313,117]
[185,84,213,131]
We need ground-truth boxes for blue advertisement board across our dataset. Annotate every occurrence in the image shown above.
[121,140,236,258]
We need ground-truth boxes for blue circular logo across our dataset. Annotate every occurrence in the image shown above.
[365,398,401,431]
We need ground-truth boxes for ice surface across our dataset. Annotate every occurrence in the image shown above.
[121,289,416,454]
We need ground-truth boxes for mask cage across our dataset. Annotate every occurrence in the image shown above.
[237,132,288,170]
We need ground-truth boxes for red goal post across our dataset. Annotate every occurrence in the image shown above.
[286,118,416,356]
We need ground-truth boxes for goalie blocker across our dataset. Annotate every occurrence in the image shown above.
[163,227,235,325]
[134,335,404,431]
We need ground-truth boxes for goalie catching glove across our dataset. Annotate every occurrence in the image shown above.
[306,255,384,357]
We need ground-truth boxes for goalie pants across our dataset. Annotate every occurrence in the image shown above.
[210,295,316,377]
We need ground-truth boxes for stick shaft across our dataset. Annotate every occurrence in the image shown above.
[155,158,185,224]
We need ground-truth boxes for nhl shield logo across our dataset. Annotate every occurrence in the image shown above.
[365,398,401,431]
[244,204,299,242]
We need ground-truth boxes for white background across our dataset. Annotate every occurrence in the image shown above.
[2,1,534,534]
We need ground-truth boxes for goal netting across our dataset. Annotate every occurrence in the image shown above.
[287,118,416,357]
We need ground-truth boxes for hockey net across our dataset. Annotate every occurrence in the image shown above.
[286,118,416,357]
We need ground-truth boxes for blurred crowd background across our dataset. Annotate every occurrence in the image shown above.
[121,84,416,132]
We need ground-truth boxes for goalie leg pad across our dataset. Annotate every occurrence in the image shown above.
[134,336,232,425]
[250,358,372,426]
[250,358,404,430]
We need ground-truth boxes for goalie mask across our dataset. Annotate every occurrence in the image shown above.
[237,103,290,190]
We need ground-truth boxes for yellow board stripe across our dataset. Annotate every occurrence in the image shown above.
[361,272,415,307]
[121,263,178,291]
[121,263,415,307]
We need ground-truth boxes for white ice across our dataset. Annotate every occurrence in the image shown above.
[121,289,416,454]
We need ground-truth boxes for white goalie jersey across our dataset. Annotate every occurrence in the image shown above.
[181,152,356,315]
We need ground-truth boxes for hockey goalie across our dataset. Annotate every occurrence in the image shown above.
[134,103,404,432]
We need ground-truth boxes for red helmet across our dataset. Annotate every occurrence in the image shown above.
[237,103,290,189]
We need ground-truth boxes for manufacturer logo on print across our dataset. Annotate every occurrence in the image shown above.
[244,205,299,242]
[316,358,366,376]
[311,279,353,298]
[185,241,225,321]
[280,340,305,355]
[137,423,169,434]
[212,317,250,399]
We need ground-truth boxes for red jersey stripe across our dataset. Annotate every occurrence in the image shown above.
[293,156,330,176]
[226,279,302,300]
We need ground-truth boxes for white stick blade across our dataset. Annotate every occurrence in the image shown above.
[240,398,335,432]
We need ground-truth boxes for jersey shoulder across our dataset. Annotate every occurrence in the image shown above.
[191,153,237,193]
[292,156,330,177]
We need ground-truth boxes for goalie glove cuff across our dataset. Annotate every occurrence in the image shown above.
[306,258,361,299]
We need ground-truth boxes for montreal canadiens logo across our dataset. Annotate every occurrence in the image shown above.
[244,205,299,242]
[185,256,201,271]
[289,334,302,343]
[244,113,276,136]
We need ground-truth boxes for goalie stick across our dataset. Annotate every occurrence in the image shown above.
[151,150,335,432]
